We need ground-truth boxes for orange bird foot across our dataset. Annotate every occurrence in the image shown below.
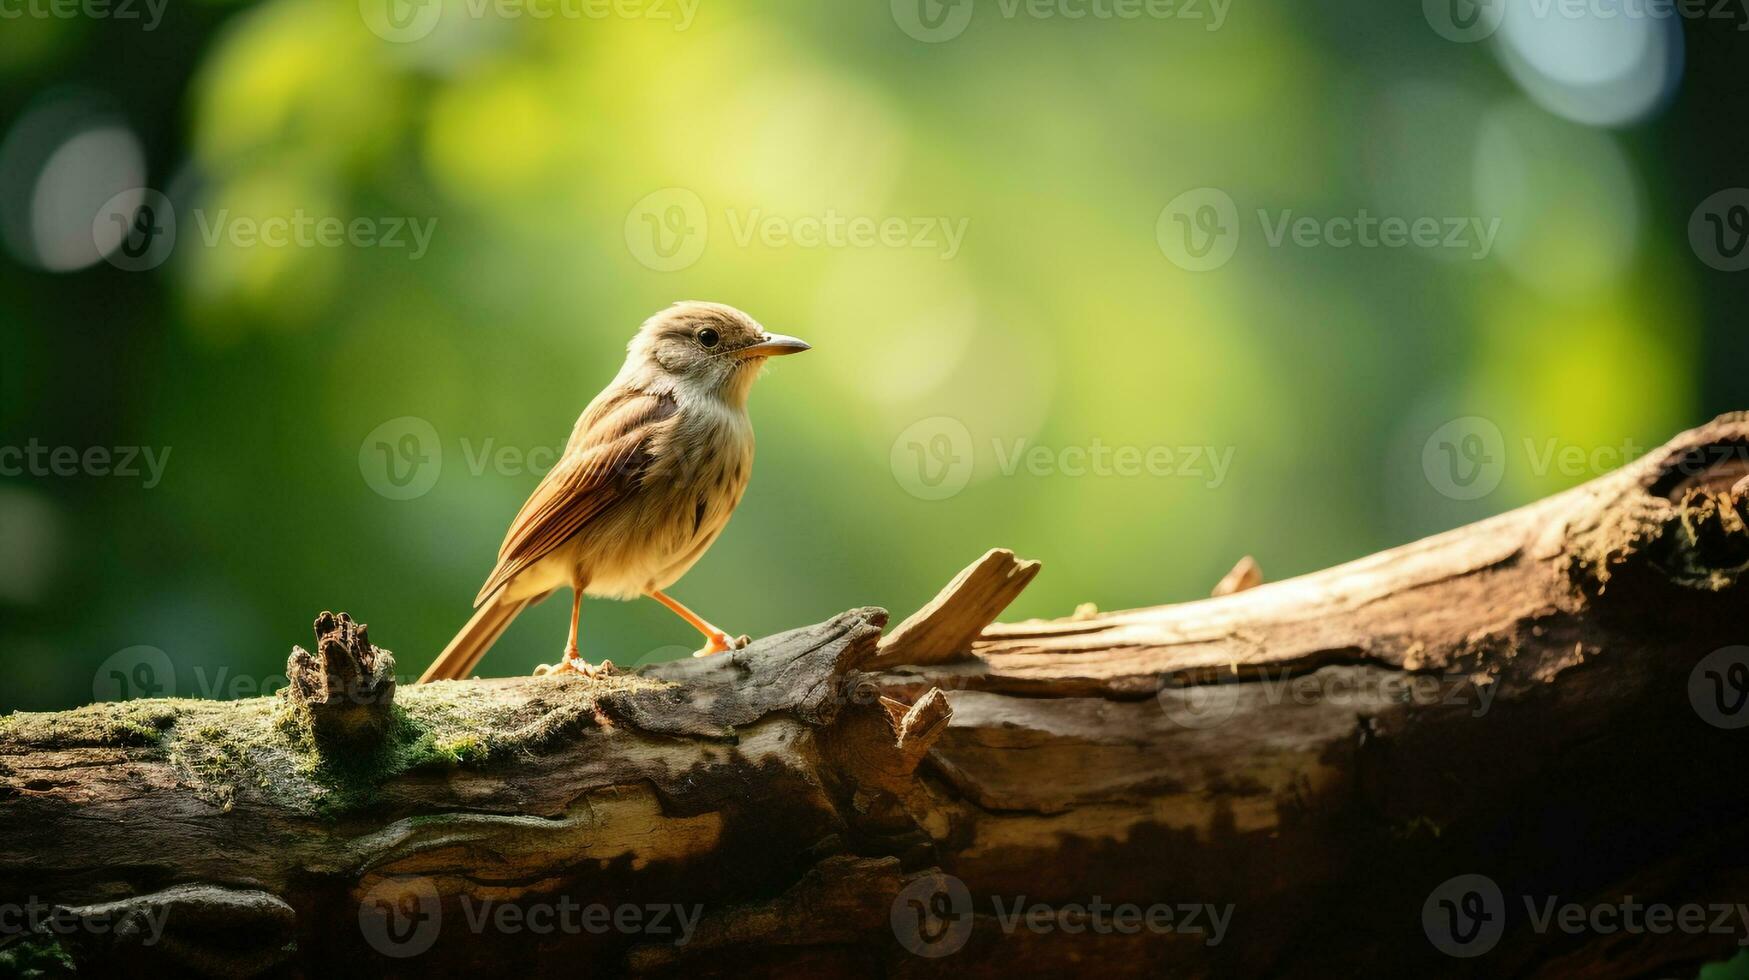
[533,651,616,678]
[693,633,751,658]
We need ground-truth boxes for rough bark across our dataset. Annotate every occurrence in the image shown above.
[3,414,1748,979]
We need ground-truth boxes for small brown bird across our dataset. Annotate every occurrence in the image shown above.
[418,302,809,682]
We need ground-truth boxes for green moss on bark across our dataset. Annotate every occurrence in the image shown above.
[0,933,76,978]
[0,674,670,817]
[0,700,182,748]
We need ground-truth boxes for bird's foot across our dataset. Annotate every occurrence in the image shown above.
[534,649,616,678]
[693,633,751,658]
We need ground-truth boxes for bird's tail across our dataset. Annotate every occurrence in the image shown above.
[418,591,540,683]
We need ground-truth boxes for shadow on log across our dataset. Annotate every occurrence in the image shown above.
[2,414,1748,978]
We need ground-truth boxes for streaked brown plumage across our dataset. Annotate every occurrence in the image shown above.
[418,301,808,682]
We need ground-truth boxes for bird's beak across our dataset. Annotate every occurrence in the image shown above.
[734,333,811,358]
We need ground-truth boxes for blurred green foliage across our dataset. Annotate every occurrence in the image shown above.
[0,0,1744,716]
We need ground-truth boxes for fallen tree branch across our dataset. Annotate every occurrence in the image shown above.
[2,414,1747,978]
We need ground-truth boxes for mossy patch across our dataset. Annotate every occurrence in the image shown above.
[0,700,182,749]
[0,934,75,978]
[1,674,674,817]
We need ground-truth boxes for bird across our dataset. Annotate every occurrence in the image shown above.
[418,301,809,683]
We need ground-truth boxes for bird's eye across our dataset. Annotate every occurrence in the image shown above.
[696,328,720,349]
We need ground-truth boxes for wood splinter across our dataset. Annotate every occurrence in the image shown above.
[1211,555,1263,596]
[878,689,952,774]
[868,548,1041,669]
[823,684,954,800]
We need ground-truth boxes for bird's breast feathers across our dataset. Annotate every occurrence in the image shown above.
[569,391,753,598]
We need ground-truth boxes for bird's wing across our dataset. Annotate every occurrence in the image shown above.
[473,389,678,606]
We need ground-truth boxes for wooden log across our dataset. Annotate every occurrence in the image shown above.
[2,413,1747,978]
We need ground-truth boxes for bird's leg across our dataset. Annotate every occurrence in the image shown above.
[647,589,750,657]
[534,585,615,677]
[565,586,583,660]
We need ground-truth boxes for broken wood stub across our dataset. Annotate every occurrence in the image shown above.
[283,611,396,744]
[1211,555,1262,596]
[868,548,1040,669]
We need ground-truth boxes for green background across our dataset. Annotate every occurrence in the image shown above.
[1,0,1746,712]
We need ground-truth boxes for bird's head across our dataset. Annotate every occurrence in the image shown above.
[623,301,809,407]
